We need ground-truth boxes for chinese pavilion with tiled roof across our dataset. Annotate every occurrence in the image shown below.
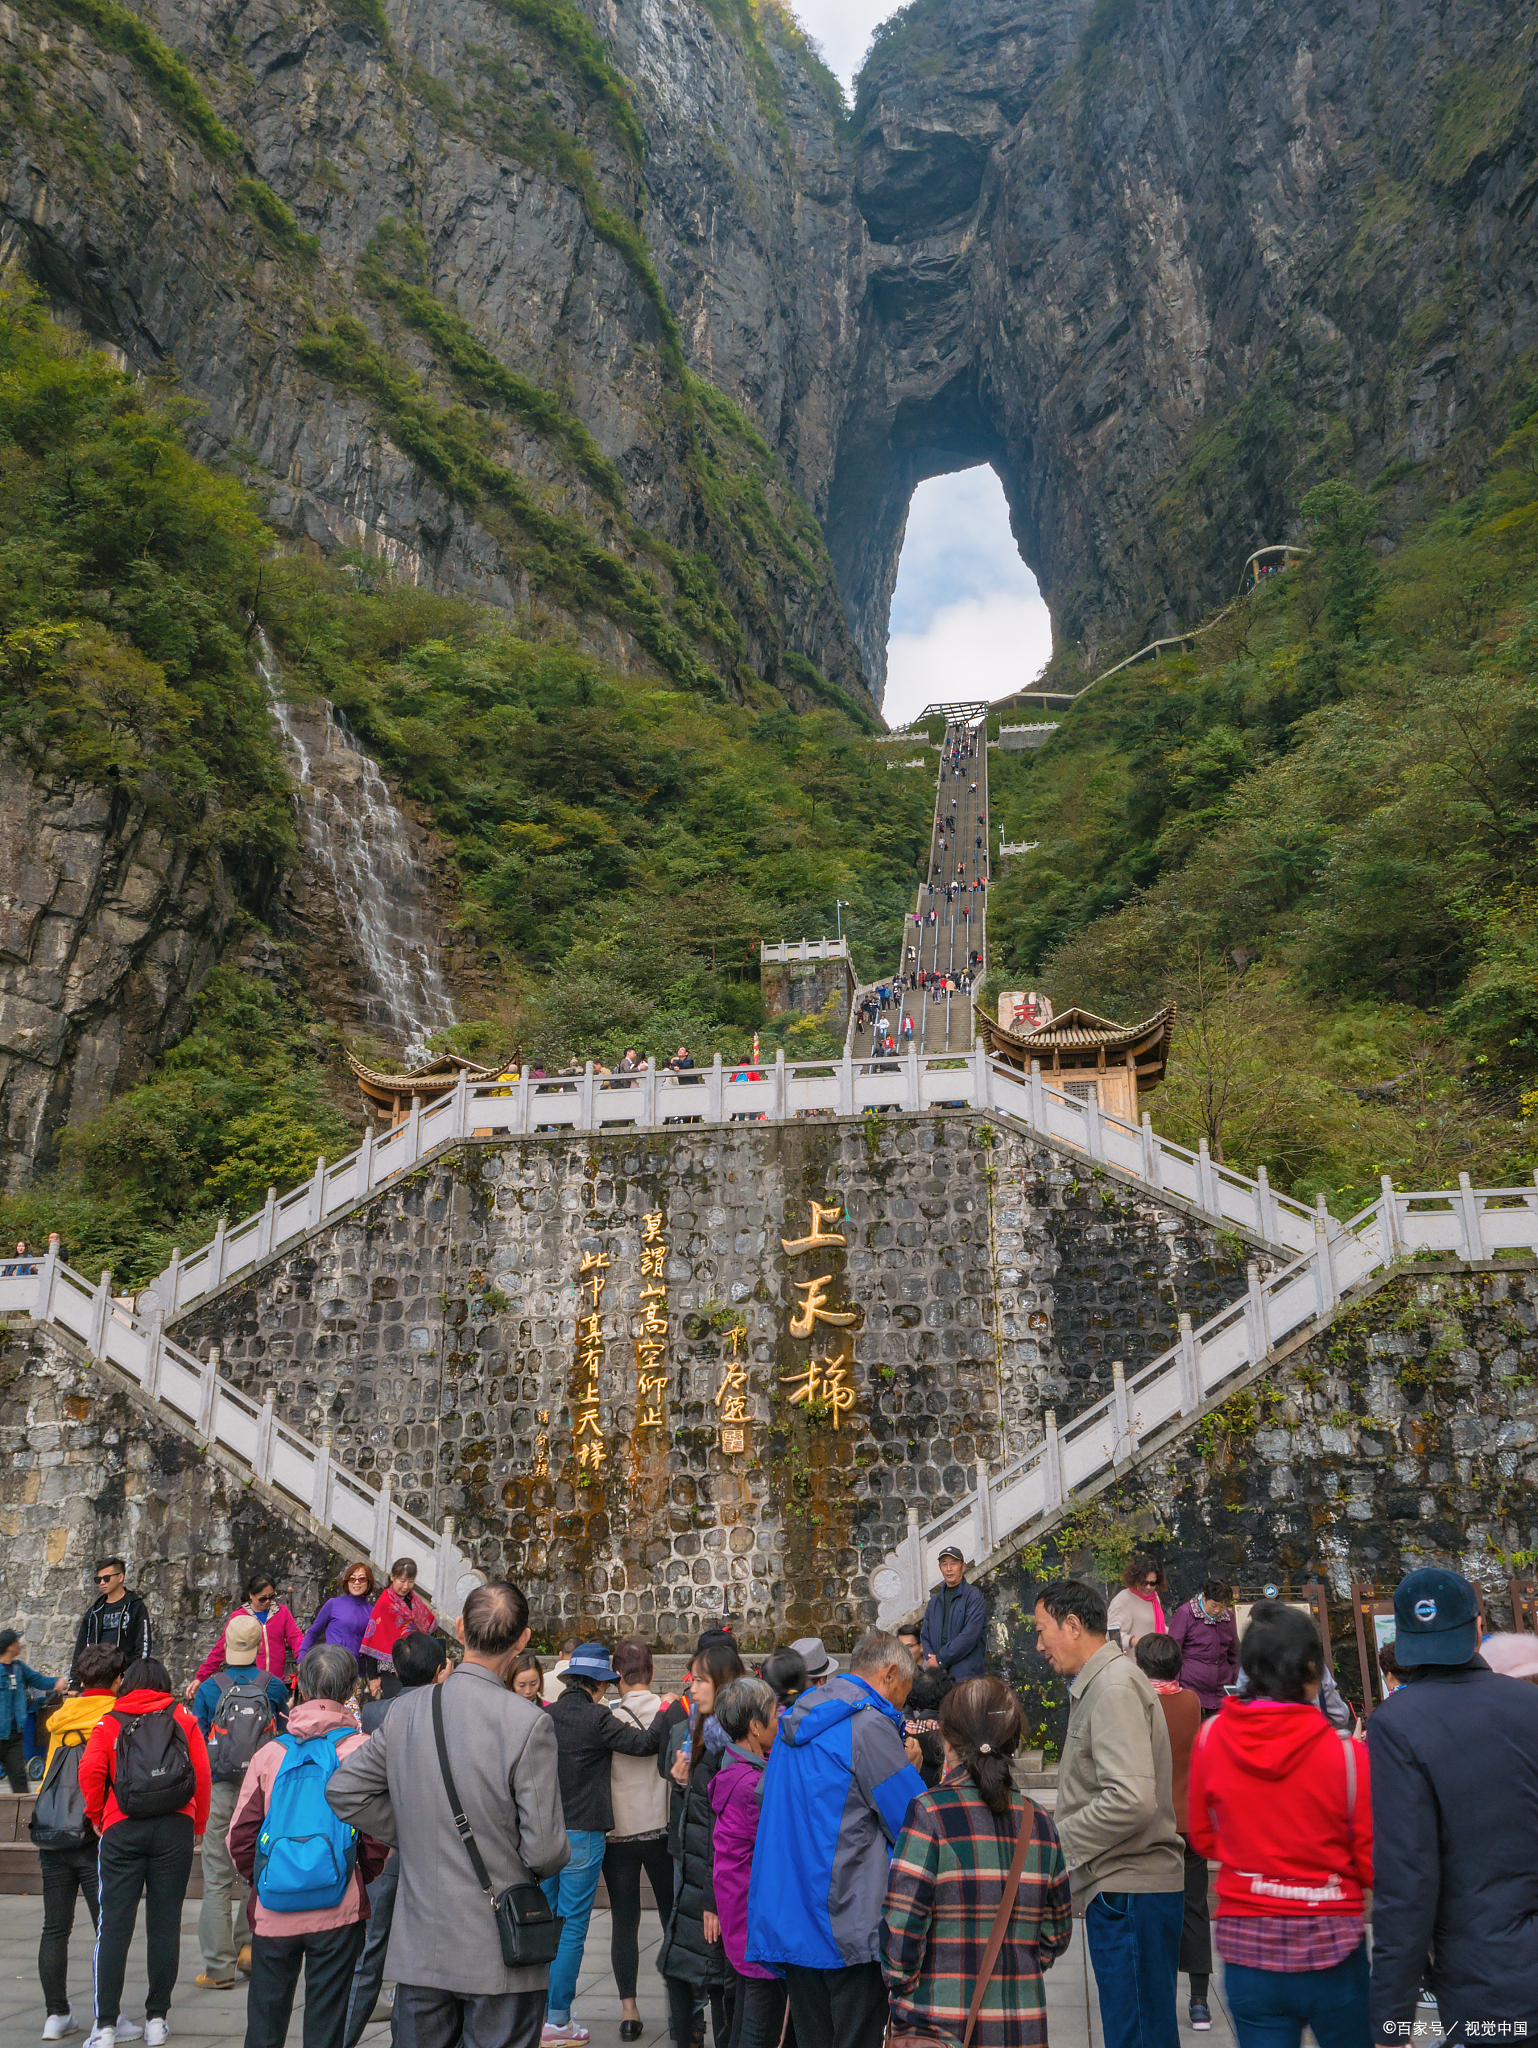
[346,1050,506,1125]
[974,1002,1176,1124]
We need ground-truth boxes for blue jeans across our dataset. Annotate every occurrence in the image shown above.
[541,1827,607,2024]
[1223,1943,1369,2048]
[1085,1889,1183,2048]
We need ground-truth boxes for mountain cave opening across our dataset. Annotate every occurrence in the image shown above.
[883,466,1053,730]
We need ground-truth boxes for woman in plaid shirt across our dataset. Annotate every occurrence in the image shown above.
[881,1677,1073,2047]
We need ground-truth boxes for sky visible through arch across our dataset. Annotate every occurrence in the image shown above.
[790,3,1054,726]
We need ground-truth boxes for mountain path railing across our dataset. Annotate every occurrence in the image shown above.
[0,1251,482,1616]
[867,1168,1538,1626]
[139,1043,1332,1323]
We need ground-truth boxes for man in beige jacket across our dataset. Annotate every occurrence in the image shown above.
[1035,1579,1184,2048]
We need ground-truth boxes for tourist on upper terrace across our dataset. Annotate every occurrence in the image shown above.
[187,1572,303,1697]
[1188,1601,1372,2048]
[919,1546,987,1682]
[72,1557,152,1681]
[299,1560,379,1664]
[34,1644,129,2044]
[747,1629,926,2048]
[1034,1580,1183,2048]
[1367,1567,1538,2043]
[659,1635,745,2048]
[1134,1632,1211,2031]
[543,1642,668,2043]
[1166,1580,1238,1715]
[1107,1555,1167,1654]
[228,1645,388,2048]
[357,1557,437,1675]
[326,1581,569,2048]
[0,1627,65,1791]
[881,1676,1071,2048]
[81,1656,212,2048]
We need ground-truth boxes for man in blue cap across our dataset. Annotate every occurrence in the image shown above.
[544,1644,667,2044]
[1367,1566,1538,2042]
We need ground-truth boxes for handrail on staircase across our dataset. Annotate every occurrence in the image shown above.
[0,1251,481,1617]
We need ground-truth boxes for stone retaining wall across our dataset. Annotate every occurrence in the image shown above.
[173,1113,1252,1649]
[0,1319,345,1680]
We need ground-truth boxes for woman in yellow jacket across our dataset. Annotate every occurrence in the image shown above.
[36,1643,132,2043]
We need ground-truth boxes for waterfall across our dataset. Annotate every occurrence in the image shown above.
[256,631,456,1062]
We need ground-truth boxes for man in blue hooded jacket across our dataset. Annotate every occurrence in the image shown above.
[746,1629,926,2048]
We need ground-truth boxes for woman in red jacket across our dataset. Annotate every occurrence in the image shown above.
[80,1658,211,2048]
[1187,1602,1372,2048]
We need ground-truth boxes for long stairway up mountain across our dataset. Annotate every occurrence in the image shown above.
[850,708,989,1064]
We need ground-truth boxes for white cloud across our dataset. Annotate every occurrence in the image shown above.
[788,0,895,92]
[885,593,1053,728]
[882,468,1053,726]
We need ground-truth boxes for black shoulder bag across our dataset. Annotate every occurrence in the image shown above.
[432,1683,564,1967]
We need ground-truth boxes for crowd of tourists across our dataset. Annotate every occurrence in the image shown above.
[8,1547,1538,2048]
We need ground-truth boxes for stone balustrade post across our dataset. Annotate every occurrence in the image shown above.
[1458,1172,1484,1262]
[1111,1358,1131,1462]
[306,1157,327,1231]
[198,1345,221,1437]
[1177,1314,1201,1413]
[373,1478,395,1569]
[1042,1410,1064,1512]
[90,1271,112,1358]
[141,1305,166,1398]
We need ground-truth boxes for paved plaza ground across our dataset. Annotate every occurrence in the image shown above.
[0,1893,1241,2048]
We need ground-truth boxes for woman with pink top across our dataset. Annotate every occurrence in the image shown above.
[1106,1553,1167,1653]
[185,1572,303,1696]
[709,1675,786,2048]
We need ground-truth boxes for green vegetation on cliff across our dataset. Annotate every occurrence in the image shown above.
[985,442,1538,1216]
[0,299,921,1281]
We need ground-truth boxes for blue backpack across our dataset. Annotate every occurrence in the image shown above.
[253,1730,358,1913]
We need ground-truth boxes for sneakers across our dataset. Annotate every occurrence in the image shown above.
[83,2028,141,2046]
[143,2025,169,2048]
[1189,2001,1212,2032]
[42,2015,78,2041]
[541,2027,590,2045]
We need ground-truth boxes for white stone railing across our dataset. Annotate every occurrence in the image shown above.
[140,1047,1327,1323]
[0,1252,482,1616]
[867,1170,1538,1624]
[999,837,1039,857]
[759,937,850,963]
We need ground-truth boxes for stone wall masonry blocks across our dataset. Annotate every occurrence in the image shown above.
[171,1116,1254,1648]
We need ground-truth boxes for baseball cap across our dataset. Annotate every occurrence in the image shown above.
[938,1545,965,1564]
[1392,1567,1480,1667]
[0,1629,19,1654]
[226,1615,264,1661]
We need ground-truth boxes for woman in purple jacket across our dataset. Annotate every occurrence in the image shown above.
[1167,1576,1239,1713]
[298,1562,377,1664]
[709,1675,786,2048]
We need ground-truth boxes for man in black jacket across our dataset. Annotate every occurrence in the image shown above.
[544,1644,666,2041]
[1368,1566,1538,2042]
[918,1546,987,1681]
[70,1558,151,1679]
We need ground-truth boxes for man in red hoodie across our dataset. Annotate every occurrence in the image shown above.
[80,1656,212,2048]
[1187,1602,1372,2046]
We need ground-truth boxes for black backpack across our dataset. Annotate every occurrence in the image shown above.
[29,1732,90,1849]
[113,1705,197,1819]
[206,1672,280,1784]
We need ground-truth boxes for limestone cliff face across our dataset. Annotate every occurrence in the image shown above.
[0,0,874,716]
[838,0,1538,682]
[0,754,239,1186]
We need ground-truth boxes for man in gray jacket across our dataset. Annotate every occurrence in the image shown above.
[1035,1579,1184,2048]
[327,1581,569,2048]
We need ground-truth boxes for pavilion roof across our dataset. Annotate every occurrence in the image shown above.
[345,1049,506,1098]
[976,1001,1176,1081]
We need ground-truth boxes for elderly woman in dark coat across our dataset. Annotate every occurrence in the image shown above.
[658,1638,744,2048]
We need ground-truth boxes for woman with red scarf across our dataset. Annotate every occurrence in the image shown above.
[358,1558,436,1676]
[1107,1553,1167,1653]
